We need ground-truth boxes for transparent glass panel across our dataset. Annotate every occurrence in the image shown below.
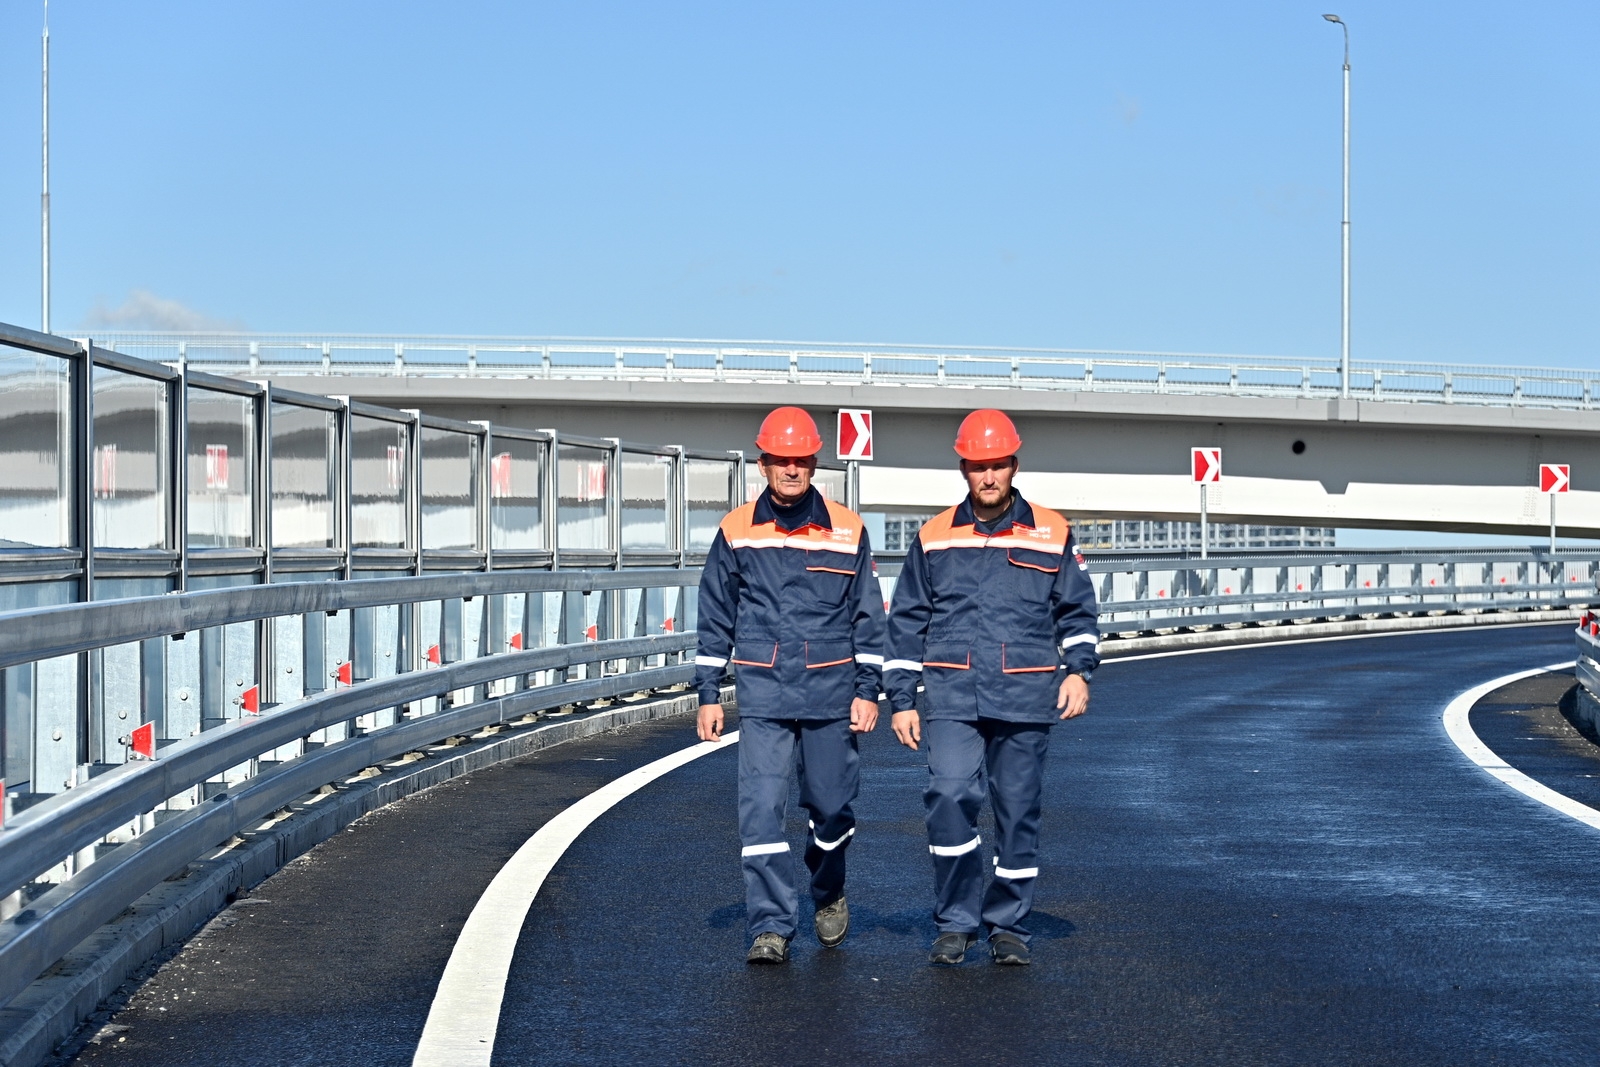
[93,366,169,550]
[187,387,255,548]
[621,452,675,551]
[684,460,735,551]
[490,437,546,551]
[0,346,72,548]
[421,427,480,551]
[271,402,337,549]
[558,445,611,551]
[351,416,409,549]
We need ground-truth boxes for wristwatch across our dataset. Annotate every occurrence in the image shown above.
[1069,669,1093,684]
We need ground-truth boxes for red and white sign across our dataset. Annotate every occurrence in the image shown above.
[205,444,229,490]
[1540,463,1571,494]
[491,452,513,498]
[1191,447,1222,484]
[837,409,874,462]
[130,722,156,760]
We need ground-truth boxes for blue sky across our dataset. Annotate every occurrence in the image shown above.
[0,1,1595,369]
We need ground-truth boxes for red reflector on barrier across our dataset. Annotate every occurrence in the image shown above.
[241,685,259,715]
[585,624,598,641]
[509,632,523,650]
[661,618,674,633]
[426,644,441,665]
[336,661,353,686]
[130,722,156,760]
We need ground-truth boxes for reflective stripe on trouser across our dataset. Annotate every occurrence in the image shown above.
[738,716,860,939]
[923,717,1050,940]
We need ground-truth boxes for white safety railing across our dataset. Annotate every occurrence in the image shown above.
[86,332,1600,411]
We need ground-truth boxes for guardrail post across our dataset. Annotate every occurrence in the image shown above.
[1158,363,1167,394]
[394,343,405,376]
[1373,368,1383,400]
[1513,376,1523,405]
[249,342,260,376]
[715,349,725,382]
[1443,373,1452,403]
[863,351,873,384]
[789,351,799,383]
[542,345,552,378]
[1300,366,1310,397]
[665,348,676,380]
[467,345,477,376]
[615,347,625,380]
[1084,360,1094,391]
[1011,357,1019,387]
[321,342,331,374]
[937,354,946,384]
[1229,366,1238,395]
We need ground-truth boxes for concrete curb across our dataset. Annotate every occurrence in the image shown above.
[1100,606,1583,657]
[1,687,719,1067]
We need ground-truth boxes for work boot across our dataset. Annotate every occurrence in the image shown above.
[928,932,976,965]
[815,896,850,948]
[746,932,790,965]
[989,931,1031,966]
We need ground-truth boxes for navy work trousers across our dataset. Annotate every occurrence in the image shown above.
[923,717,1051,940]
[738,716,859,940]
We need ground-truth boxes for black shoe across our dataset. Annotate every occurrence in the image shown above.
[929,932,977,965]
[747,932,790,964]
[989,932,1031,966]
[815,896,850,948]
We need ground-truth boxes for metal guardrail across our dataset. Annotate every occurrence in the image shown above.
[1574,615,1600,705]
[91,331,1600,411]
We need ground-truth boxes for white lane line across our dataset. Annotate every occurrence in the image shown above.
[1441,660,1600,833]
[1103,618,1575,665]
[412,729,740,1067]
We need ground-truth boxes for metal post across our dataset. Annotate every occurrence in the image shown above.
[1325,15,1351,399]
[41,1,50,334]
[1200,483,1209,560]
[1551,492,1557,556]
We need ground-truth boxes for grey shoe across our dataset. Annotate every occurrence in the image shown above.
[928,931,977,965]
[989,931,1031,966]
[747,932,790,965]
[815,896,850,948]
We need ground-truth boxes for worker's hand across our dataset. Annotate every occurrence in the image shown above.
[697,703,725,742]
[891,709,922,750]
[849,697,879,733]
[1058,674,1090,720]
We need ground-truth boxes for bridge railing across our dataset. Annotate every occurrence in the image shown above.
[88,330,1600,411]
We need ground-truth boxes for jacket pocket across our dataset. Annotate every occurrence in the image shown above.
[805,639,854,669]
[1001,643,1059,674]
[924,645,971,670]
[1006,548,1061,574]
[731,640,778,668]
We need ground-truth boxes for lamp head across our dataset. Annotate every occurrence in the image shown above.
[1322,13,1343,23]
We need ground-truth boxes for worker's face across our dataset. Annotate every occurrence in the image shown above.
[961,456,1018,509]
[759,453,816,505]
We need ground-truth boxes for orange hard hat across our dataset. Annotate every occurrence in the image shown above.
[954,409,1022,461]
[755,406,823,456]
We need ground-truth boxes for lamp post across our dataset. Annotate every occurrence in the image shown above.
[1323,14,1349,399]
[41,0,51,335]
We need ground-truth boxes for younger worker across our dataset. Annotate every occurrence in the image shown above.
[695,406,885,965]
[885,408,1100,966]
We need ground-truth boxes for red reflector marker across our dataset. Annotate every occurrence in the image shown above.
[241,685,259,715]
[585,624,598,641]
[509,632,523,650]
[131,722,156,760]
[336,661,353,686]
[426,644,441,665]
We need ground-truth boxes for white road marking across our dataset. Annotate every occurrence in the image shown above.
[1441,660,1600,833]
[412,730,739,1067]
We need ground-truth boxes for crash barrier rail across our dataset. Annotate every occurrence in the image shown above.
[1573,612,1600,707]
[92,329,1600,411]
[0,566,703,1012]
[3,544,1598,1012]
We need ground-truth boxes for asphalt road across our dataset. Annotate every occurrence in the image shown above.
[59,623,1600,1067]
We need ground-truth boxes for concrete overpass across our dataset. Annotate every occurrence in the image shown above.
[86,327,1600,537]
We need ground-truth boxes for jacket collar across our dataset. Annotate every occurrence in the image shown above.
[753,486,833,533]
[954,490,1036,533]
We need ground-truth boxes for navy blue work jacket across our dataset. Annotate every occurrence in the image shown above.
[695,487,886,719]
[885,493,1100,723]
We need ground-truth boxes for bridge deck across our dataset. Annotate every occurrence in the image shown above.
[60,625,1600,1066]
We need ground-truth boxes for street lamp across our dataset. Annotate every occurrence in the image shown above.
[1323,14,1349,399]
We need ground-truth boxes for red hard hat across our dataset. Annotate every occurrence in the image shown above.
[954,409,1022,461]
[755,406,823,456]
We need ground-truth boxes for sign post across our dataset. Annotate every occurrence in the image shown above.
[1191,447,1222,559]
[837,410,873,512]
[1540,463,1570,555]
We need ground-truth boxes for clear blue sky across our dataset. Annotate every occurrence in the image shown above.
[0,1,1595,368]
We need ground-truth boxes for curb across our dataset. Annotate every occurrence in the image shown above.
[2,687,719,1067]
[1100,607,1583,657]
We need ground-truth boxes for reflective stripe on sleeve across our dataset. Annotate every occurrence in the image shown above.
[741,842,790,858]
[854,652,884,666]
[1059,634,1098,651]
[929,835,980,857]
[694,654,730,667]
[884,659,924,672]
[808,822,856,851]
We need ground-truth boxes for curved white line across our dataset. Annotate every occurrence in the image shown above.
[1441,660,1600,832]
[1103,618,1576,665]
[412,729,739,1067]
